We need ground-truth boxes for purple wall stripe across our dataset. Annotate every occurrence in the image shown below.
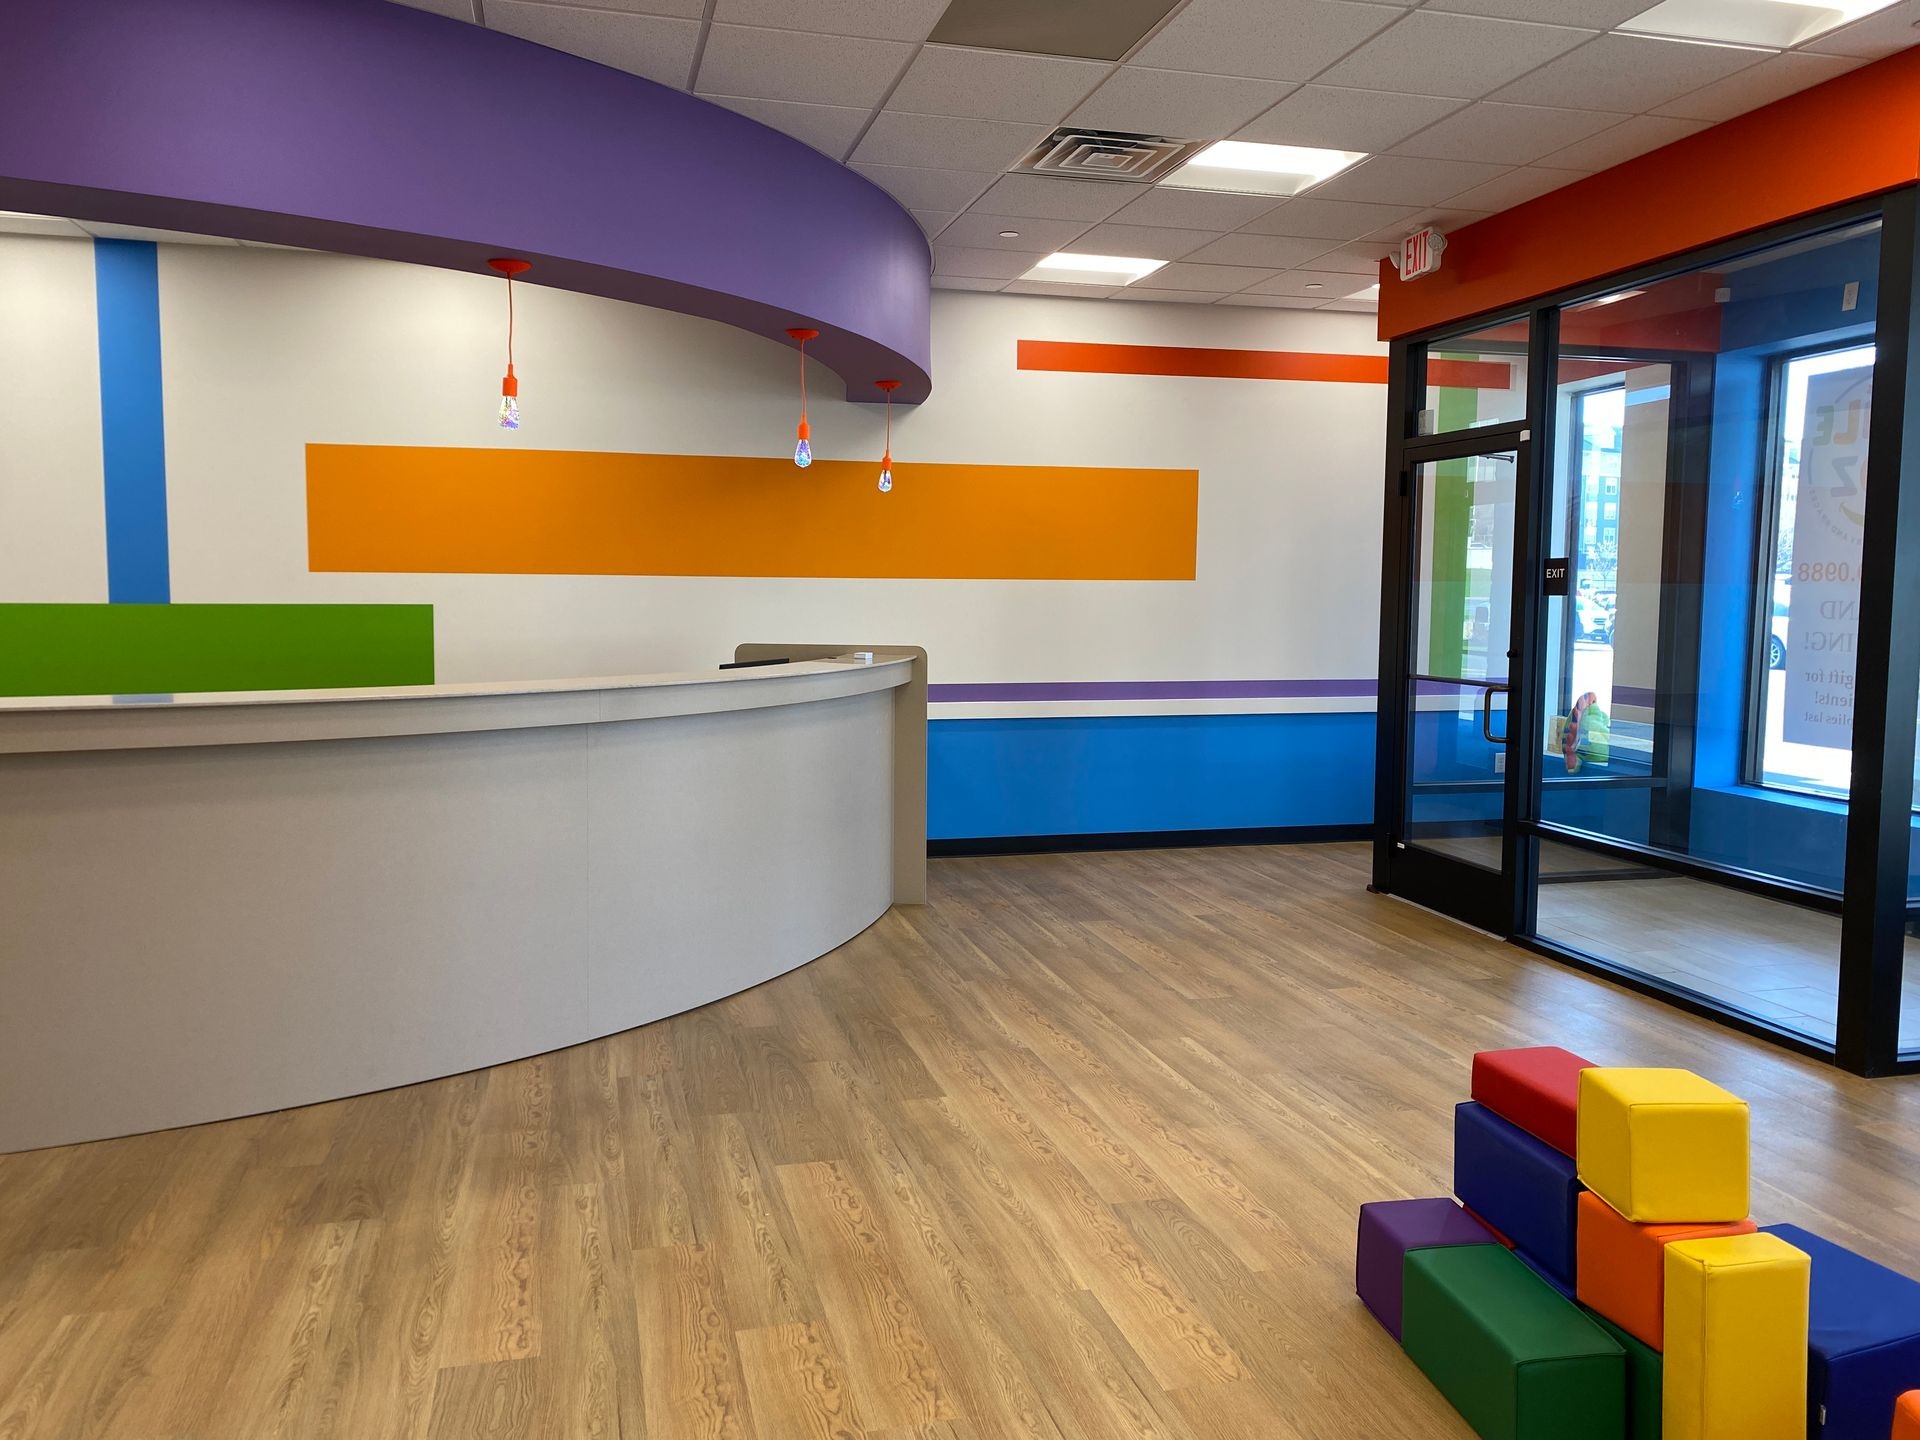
[928,679,1379,703]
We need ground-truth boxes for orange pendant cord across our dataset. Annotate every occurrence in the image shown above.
[878,379,899,468]
[487,258,531,423]
[786,328,818,440]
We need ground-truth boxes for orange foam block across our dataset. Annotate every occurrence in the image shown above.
[1575,1192,1755,1350]
[1897,1391,1920,1440]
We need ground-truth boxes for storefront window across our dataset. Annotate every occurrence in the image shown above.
[1420,317,1528,436]
[1530,217,1883,1050]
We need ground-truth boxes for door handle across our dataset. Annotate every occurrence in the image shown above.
[1482,683,1510,745]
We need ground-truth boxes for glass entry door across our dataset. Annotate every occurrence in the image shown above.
[1380,439,1530,932]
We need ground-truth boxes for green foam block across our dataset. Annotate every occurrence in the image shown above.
[1403,1244,1626,1440]
[1586,1310,1660,1440]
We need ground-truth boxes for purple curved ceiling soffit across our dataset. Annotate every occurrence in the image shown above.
[0,0,933,400]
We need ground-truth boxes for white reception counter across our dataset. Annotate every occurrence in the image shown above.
[0,647,926,1152]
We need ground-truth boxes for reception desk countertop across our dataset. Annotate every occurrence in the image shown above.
[0,646,926,1152]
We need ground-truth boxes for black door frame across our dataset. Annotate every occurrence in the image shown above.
[1371,191,1920,1077]
[1373,375,1544,937]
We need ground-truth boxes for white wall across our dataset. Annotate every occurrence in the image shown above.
[0,233,1387,711]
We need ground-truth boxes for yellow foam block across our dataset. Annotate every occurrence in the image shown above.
[1576,1068,1749,1222]
[1663,1233,1809,1440]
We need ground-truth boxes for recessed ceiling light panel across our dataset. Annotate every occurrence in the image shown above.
[1023,252,1169,286]
[1160,141,1367,198]
[1619,0,1901,48]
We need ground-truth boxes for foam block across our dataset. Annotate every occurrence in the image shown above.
[1403,1244,1625,1440]
[1588,1309,1663,1440]
[1577,1069,1749,1223]
[1763,1224,1920,1440]
[1894,1391,1920,1440]
[1455,1101,1584,1289]
[1472,1046,1596,1156]
[1356,1198,1498,1341]
[1576,1191,1756,1349]
[1663,1233,1809,1440]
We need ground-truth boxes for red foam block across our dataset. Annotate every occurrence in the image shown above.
[1469,1046,1595,1157]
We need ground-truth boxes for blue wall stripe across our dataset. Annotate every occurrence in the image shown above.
[94,239,171,603]
[929,712,1375,840]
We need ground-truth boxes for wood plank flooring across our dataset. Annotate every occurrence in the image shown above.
[4,842,1920,1439]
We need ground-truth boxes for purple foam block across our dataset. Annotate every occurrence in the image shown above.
[1357,1198,1501,1341]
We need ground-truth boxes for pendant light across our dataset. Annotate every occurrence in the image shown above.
[875,380,900,493]
[785,327,819,467]
[487,257,531,429]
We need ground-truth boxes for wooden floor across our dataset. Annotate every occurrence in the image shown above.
[4,842,1920,1440]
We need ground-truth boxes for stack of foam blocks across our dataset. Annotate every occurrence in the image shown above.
[1354,1046,1920,1439]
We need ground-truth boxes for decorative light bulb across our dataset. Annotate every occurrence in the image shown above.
[878,453,893,493]
[498,394,520,430]
[794,437,812,468]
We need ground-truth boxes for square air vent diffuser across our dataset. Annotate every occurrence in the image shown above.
[1015,128,1206,184]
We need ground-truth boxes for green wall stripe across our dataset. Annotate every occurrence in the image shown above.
[0,604,434,697]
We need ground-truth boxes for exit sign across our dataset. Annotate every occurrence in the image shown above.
[1400,227,1448,281]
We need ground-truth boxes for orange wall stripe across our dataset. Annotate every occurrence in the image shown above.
[1016,339,1507,388]
[307,445,1197,581]
[1380,47,1920,339]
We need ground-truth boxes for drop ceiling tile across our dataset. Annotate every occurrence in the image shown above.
[1320,295,1381,311]
[1314,12,1597,100]
[1068,67,1296,139]
[1240,196,1419,239]
[938,213,1095,250]
[1067,222,1218,260]
[705,95,871,160]
[1533,112,1710,170]
[1234,85,1465,151]
[934,244,1050,279]
[1134,261,1281,291]
[853,164,1000,212]
[1357,205,1492,242]
[1131,0,1405,82]
[912,210,956,237]
[389,0,478,20]
[0,212,90,237]
[696,24,913,108]
[1420,0,1650,23]
[887,45,1110,123]
[932,274,1008,290]
[971,173,1140,221]
[1442,164,1588,211]
[1490,34,1771,112]
[1652,50,1865,122]
[1002,279,1123,297]
[1392,101,1627,165]
[1180,232,1338,267]
[1218,293,1329,307]
[1245,268,1377,296]
[854,112,1049,172]
[1802,4,1920,57]
[1110,288,1233,303]
[486,3,700,87]
[521,0,706,15]
[713,0,950,41]
[1308,242,1398,274]
[1109,187,1286,230]
[1308,154,1511,205]
[929,0,1187,62]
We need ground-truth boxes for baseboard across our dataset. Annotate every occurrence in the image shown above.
[928,824,1370,858]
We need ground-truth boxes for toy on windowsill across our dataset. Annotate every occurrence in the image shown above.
[1549,692,1611,774]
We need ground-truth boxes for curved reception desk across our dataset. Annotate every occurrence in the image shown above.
[0,647,926,1152]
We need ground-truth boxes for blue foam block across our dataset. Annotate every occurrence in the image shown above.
[1764,1223,1920,1440]
[1454,1101,1583,1289]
